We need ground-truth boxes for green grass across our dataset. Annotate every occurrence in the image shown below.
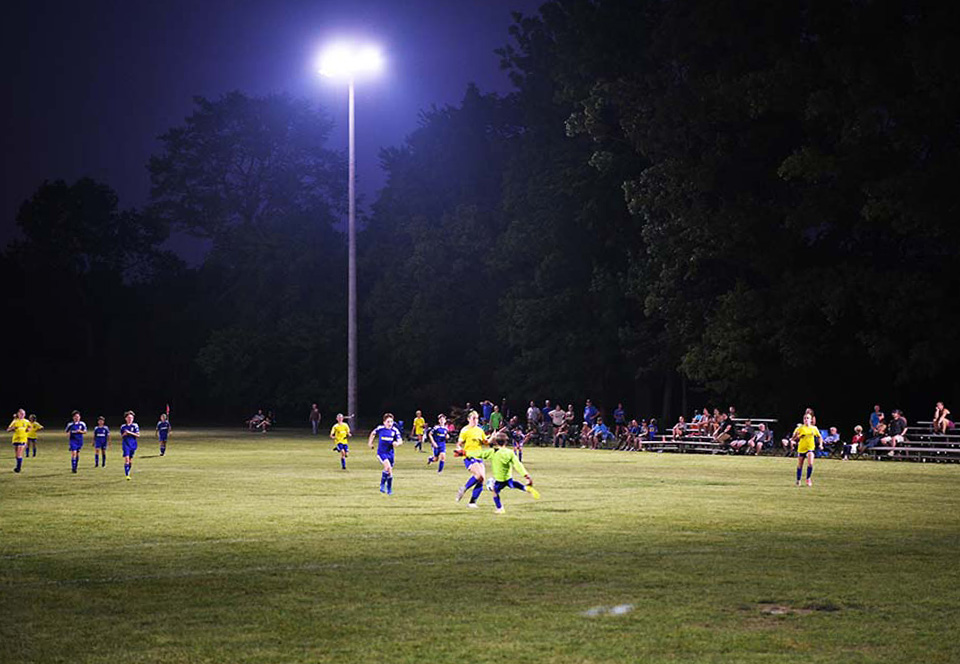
[2,428,959,663]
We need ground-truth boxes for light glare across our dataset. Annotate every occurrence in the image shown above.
[318,43,384,78]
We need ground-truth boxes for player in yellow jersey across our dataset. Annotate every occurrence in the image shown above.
[454,410,490,507]
[330,413,351,470]
[27,414,43,457]
[7,408,30,473]
[791,412,823,487]
[412,410,426,452]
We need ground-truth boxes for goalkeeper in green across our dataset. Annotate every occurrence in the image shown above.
[476,432,541,513]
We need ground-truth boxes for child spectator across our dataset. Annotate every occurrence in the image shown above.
[844,425,864,461]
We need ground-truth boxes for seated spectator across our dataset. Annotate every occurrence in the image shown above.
[844,425,864,461]
[646,418,659,441]
[781,424,800,456]
[881,409,908,455]
[819,427,840,458]
[590,417,614,450]
[578,421,592,449]
[248,409,270,433]
[691,410,704,432]
[747,423,772,455]
[730,420,755,453]
[713,413,735,450]
[863,421,886,453]
[933,402,954,434]
[671,416,687,440]
[623,419,642,451]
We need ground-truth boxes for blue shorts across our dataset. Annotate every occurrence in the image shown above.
[69,439,84,452]
[464,457,483,469]
[12,441,26,447]
[123,440,138,457]
[337,443,349,453]
[159,434,168,442]
[377,452,394,465]
[494,479,525,493]
[433,443,446,455]
[95,440,107,449]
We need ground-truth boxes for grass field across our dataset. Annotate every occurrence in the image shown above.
[2,428,959,663]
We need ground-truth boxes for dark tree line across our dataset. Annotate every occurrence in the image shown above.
[4,0,958,428]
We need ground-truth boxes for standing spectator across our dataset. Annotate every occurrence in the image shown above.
[881,409,908,456]
[613,403,627,438]
[548,403,566,445]
[933,402,953,434]
[500,398,510,422]
[309,404,321,435]
[525,401,541,431]
[481,400,495,426]
[541,400,552,424]
[583,399,599,427]
[869,404,885,435]
[564,404,575,428]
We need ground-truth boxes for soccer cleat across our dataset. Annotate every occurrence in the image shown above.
[806,478,813,487]
[387,488,393,495]
[126,475,131,481]
[14,467,21,473]
[495,507,505,514]
[467,503,478,509]
[527,487,541,500]
[796,480,802,487]
[455,486,466,502]
[72,468,77,474]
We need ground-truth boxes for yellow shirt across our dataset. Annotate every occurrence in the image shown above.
[457,425,487,457]
[28,421,43,439]
[794,424,820,454]
[9,418,30,444]
[330,422,351,443]
[413,417,426,435]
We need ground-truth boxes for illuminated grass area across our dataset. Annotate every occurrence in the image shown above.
[2,428,958,663]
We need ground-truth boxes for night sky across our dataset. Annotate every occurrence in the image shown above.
[2,0,542,252]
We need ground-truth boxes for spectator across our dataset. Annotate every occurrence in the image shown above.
[671,416,687,440]
[548,403,566,444]
[578,421,592,449]
[584,399,599,427]
[713,413,735,450]
[933,402,954,434]
[613,403,627,438]
[526,401,541,431]
[844,425,864,461]
[590,417,614,449]
[646,418,659,441]
[489,405,503,432]
[730,420,754,453]
[625,419,642,451]
[691,409,704,432]
[820,427,840,458]
[747,423,772,455]
[869,404,885,435]
[781,424,799,456]
[541,400,552,424]
[481,400,494,426]
[863,421,886,453]
[881,409,908,456]
[309,404,321,435]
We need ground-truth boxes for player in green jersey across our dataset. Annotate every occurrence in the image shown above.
[475,432,541,513]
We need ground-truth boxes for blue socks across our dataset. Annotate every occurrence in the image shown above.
[796,467,802,482]
[470,484,483,502]
[493,494,502,509]
[160,445,166,456]
[437,460,444,473]
[15,457,22,472]
[71,457,78,472]
[340,457,346,469]
[124,462,131,477]
[381,471,393,492]
[806,466,813,480]
[464,476,478,491]
[387,475,393,493]
[95,454,99,467]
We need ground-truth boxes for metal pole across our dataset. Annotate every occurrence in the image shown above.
[347,78,357,427]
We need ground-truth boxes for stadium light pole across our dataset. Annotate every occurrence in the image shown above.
[318,43,383,429]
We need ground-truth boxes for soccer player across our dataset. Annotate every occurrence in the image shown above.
[791,412,822,487]
[156,413,171,456]
[426,413,449,473]
[454,410,488,508]
[7,408,29,473]
[120,410,140,480]
[412,410,426,452]
[93,416,109,467]
[26,414,43,457]
[368,413,402,494]
[475,432,541,513]
[65,410,87,473]
[330,413,351,470]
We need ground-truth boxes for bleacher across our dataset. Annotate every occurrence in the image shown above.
[865,421,960,463]
[640,417,778,455]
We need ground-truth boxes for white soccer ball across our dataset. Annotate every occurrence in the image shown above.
[485,478,495,491]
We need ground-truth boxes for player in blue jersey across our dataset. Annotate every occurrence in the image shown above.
[93,416,109,467]
[426,413,449,473]
[120,410,140,480]
[156,413,171,456]
[368,412,403,494]
[65,410,87,473]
